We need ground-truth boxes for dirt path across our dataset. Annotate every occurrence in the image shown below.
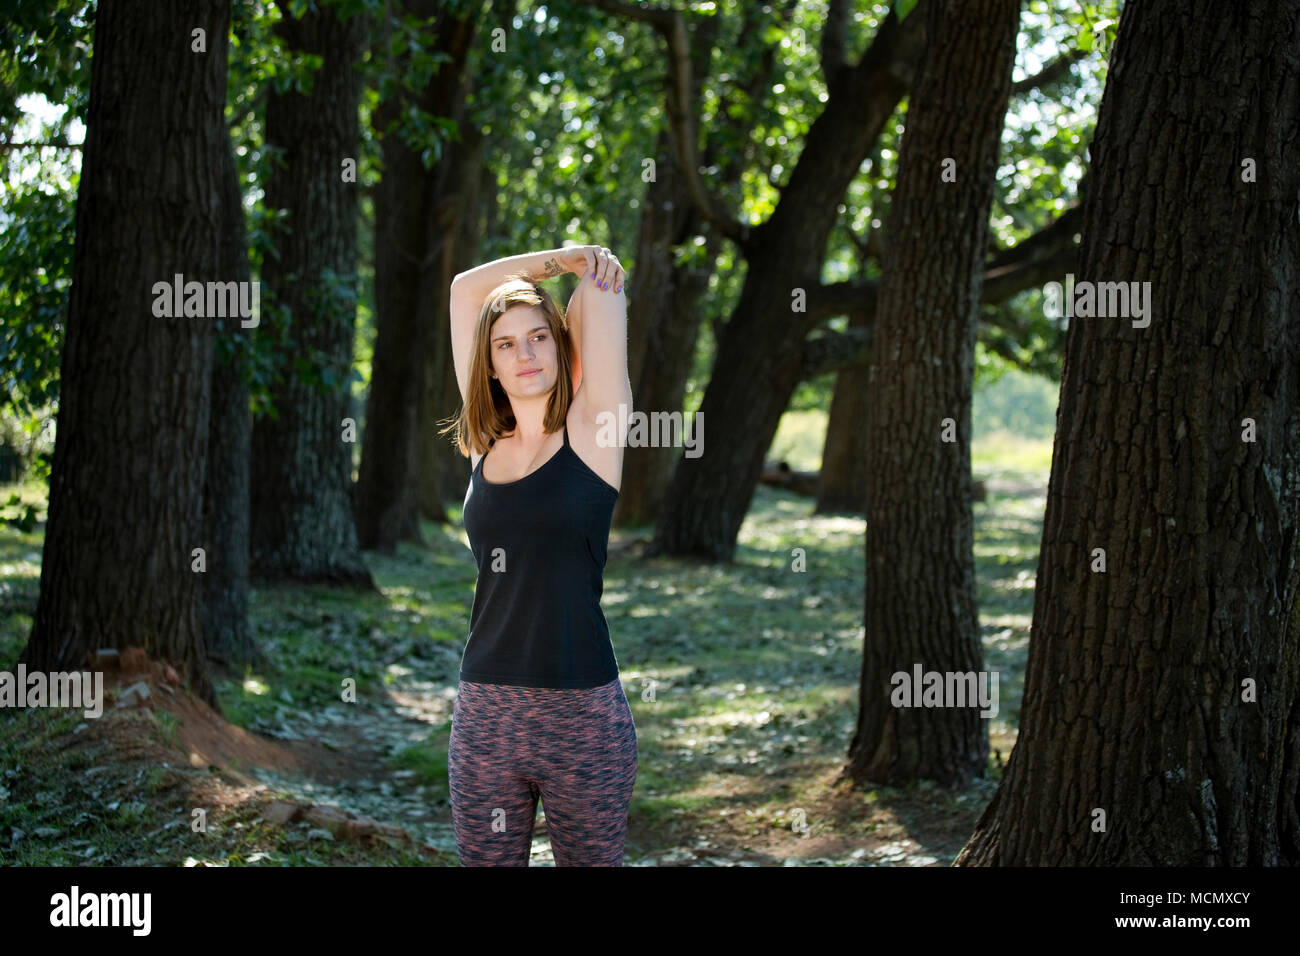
[83,654,992,866]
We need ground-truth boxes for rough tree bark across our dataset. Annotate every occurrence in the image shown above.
[354,0,474,551]
[250,0,373,586]
[203,136,262,669]
[418,75,484,522]
[614,134,720,528]
[957,0,1300,864]
[841,0,1022,788]
[608,8,724,529]
[645,6,928,560]
[432,151,496,507]
[21,0,231,707]
[815,199,1083,511]
[815,306,872,513]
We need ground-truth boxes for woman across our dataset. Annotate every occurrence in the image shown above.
[441,244,636,866]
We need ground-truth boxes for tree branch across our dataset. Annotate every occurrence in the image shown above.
[807,203,1081,322]
[979,327,1045,376]
[801,201,1084,376]
[844,218,885,266]
[805,279,880,322]
[802,325,873,377]
[0,140,83,151]
[764,2,928,253]
[578,0,673,27]
[578,0,751,246]
[1011,48,1086,95]
[981,201,1083,297]
[706,0,797,183]
[843,4,929,112]
[821,0,850,97]
[801,301,1053,378]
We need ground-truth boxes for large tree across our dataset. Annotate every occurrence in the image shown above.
[249,0,373,585]
[843,0,1022,787]
[815,304,872,514]
[21,0,233,707]
[801,196,1082,515]
[958,0,1300,864]
[202,136,260,669]
[417,33,491,524]
[644,1,928,560]
[354,0,476,552]
[596,0,1087,562]
[579,0,789,530]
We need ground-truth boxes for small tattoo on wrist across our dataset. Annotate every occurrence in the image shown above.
[541,258,562,277]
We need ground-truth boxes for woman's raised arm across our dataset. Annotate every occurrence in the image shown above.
[570,252,630,425]
[449,247,570,310]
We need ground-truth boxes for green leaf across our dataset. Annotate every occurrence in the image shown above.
[896,0,920,20]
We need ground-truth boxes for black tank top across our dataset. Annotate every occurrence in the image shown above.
[459,421,621,688]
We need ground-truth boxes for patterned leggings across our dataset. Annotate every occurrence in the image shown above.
[447,677,638,866]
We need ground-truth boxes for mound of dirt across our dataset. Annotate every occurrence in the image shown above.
[83,647,324,782]
[76,647,429,849]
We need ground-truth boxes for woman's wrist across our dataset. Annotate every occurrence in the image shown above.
[531,250,570,281]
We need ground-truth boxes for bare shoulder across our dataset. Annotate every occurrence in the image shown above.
[567,387,624,493]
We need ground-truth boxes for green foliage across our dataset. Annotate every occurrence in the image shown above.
[0,1,92,418]
[974,0,1114,385]
[2,424,1050,864]
[2,491,38,533]
[0,0,92,131]
[0,182,75,418]
[0,0,1110,474]
[1075,2,1119,57]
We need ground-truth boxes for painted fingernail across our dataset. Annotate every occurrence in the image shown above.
[614,284,621,293]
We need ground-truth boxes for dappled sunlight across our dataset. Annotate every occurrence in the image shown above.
[0,451,1048,866]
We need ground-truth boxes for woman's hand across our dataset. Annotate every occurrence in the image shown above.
[559,244,628,294]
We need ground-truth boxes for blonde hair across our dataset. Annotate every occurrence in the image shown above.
[439,272,574,457]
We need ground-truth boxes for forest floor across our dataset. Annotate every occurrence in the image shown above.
[0,444,1050,867]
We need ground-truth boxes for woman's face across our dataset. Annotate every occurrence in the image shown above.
[489,304,558,399]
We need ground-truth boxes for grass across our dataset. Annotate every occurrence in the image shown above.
[971,429,1054,473]
[773,409,1054,475]
[0,422,1049,865]
[388,719,452,791]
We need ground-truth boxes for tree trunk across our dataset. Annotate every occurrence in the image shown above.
[355,1,474,551]
[21,0,231,708]
[647,10,925,561]
[203,136,262,670]
[435,152,497,507]
[843,0,1021,788]
[250,1,373,587]
[418,86,484,521]
[613,126,719,529]
[615,7,786,531]
[815,306,872,513]
[957,0,1300,864]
